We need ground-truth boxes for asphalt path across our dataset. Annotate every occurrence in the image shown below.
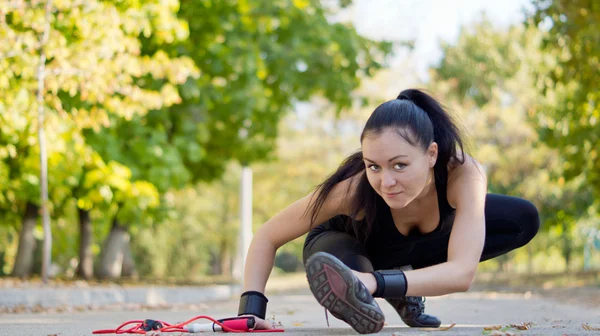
[1,287,598,335]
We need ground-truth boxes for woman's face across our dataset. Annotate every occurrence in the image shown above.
[362,127,437,209]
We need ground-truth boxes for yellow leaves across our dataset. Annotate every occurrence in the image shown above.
[238,0,252,14]
[129,181,160,208]
[257,68,268,80]
[211,77,228,87]
[0,145,17,159]
[292,0,310,10]
[160,84,182,106]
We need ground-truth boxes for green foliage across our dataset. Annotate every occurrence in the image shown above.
[431,18,590,232]
[0,0,194,221]
[530,0,600,206]
[430,14,600,269]
[167,0,392,180]
[1,0,392,278]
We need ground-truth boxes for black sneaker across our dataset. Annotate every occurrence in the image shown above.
[386,296,441,328]
[306,252,385,334]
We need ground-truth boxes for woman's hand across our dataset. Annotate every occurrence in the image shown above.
[240,314,275,330]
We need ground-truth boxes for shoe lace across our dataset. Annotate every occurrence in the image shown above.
[419,297,426,313]
[324,307,330,327]
[406,296,426,314]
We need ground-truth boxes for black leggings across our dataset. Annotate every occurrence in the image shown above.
[302,194,540,273]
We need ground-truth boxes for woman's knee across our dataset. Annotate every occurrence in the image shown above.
[517,199,540,246]
[302,230,373,272]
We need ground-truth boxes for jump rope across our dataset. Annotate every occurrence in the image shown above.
[93,315,285,334]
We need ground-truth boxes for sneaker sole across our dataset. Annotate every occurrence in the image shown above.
[401,318,442,328]
[306,252,385,334]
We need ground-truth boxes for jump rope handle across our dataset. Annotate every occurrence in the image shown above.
[185,316,255,332]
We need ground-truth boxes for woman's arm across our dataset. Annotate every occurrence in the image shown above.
[242,176,358,293]
[403,157,487,296]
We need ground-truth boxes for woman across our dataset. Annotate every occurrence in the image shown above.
[236,89,540,334]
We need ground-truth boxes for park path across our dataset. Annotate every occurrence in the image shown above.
[0,286,598,335]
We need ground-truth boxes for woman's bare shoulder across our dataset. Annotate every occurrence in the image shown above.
[448,152,484,177]
[328,172,363,217]
[447,152,487,207]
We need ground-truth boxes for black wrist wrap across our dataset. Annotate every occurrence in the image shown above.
[237,291,268,319]
[371,270,407,298]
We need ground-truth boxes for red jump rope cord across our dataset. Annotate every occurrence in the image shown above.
[92,315,285,334]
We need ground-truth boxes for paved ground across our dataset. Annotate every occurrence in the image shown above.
[0,286,598,335]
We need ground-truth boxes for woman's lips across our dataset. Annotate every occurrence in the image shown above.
[384,191,402,198]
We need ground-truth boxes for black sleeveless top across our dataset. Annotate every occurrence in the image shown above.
[363,166,456,268]
[323,166,457,268]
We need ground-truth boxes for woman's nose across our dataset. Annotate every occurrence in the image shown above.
[382,172,396,188]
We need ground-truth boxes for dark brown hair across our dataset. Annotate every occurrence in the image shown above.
[305,89,465,241]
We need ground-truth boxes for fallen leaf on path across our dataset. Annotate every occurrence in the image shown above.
[292,322,304,326]
[484,325,503,330]
[419,322,456,331]
[582,323,600,331]
[510,322,533,330]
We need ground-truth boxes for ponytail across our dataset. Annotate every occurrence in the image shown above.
[397,89,465,183]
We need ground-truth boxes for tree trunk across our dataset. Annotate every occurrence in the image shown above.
[96,219,129,279]
[563,225,572,271]
[495,253,509,273]
[121,238,137,278]
[76,209,93,279]
[220,239,232,276]
[210,250,221,275]
[11,203,39,277]
[527,242,534,274]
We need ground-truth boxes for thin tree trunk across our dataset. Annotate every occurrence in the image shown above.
[210,250,221,275]
[121,238,137,278]
[11,203,39,277]
[563,222,572,271]
[38,0,53,283]
[76,209,93,279]
[527,243,533,274]
[97,219,129,279]
[220,239,231,276]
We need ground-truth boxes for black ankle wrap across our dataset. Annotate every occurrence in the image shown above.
[237,291,268,319]
[371,270,407,298]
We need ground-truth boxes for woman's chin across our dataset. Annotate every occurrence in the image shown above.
[385,198,409,209]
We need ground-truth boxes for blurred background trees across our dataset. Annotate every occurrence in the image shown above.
[0,0,598,281]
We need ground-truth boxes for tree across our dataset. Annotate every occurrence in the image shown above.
[430,17,593,271]
[88,0,394,278]
[530,0,600,209]
[169,0,393,179]
[0,0,196,277]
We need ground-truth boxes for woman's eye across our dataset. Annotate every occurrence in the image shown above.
[368,165,380,171]
[394,163,406,170]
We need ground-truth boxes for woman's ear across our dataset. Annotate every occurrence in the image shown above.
[428,142,438,168]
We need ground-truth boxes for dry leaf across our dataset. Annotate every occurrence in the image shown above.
[484,325,503,330]
[582,323,600,331]
[419,322,456,331]
[292,322,303,326]
[510,322,533,330]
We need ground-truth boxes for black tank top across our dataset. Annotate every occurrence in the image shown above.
[322,166,456,258]
[359,165,457,264]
